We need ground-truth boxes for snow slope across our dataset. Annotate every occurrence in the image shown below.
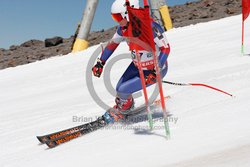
[1,15,250,167]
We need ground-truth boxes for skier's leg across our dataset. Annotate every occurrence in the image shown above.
[103,62,139,123]
[116,62,140,99]
[103,63,168,124]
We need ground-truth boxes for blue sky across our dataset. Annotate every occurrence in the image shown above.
[0,0,197,49]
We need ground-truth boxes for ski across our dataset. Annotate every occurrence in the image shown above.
[37,96,171,148]
[36,121,99,144]
[45,117,106,148]
[36,104,148,145]
[44,106,148,148]
[44,104,153,148]
[43,105,148,148]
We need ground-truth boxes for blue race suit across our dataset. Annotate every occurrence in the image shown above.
[100,21,170,100]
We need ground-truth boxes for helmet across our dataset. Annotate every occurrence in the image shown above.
[111,0,139,22]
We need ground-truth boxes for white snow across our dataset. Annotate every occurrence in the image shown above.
[1,15,250,167]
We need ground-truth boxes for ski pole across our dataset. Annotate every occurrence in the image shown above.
[135,49,154,130]
[162,81,234,97]
[144,0,170,138]
[152,52,170,139]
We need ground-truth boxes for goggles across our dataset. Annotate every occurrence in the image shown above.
[111,13,125,22]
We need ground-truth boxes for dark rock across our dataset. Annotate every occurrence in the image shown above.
[21,40,43,47]
[9,45,18,51]
[226,7,237,14]
[210,7,217,13]
[45,36,63,47]
[225,0,234,5]
[0,49,5,56]
[200,11,211,18]
[204,0,214,7]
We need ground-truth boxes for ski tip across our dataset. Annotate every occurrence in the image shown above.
[45,140,57,148]
[36,136,49,144]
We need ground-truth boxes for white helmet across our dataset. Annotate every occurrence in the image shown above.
[111,0,139,22]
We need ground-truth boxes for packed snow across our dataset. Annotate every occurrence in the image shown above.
[1,15,250,167]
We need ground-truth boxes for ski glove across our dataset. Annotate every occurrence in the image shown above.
[92,58,105,78]
[145,69,157,85]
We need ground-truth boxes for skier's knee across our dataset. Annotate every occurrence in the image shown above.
[116,86,131,99]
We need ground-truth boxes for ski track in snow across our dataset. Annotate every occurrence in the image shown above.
[1,15,250,167]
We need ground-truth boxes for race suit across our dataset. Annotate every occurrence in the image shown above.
[100,21,170,99]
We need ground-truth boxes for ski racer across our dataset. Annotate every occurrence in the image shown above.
[92,0,170,124]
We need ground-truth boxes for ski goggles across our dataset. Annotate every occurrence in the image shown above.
[111,13,124,22]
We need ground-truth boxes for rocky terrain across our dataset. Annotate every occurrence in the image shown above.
[0,0,241,70]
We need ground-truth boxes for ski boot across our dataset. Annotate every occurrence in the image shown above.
[103,95,134,124]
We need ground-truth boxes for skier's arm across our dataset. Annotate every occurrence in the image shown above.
[152,22,170,69]
[99,27,124,62]
[92,27,124,77]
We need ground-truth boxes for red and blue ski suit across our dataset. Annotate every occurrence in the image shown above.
[100,22,170,100]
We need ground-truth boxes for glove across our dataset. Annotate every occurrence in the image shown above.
[145,69,157,85]
[92,58,105,78]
